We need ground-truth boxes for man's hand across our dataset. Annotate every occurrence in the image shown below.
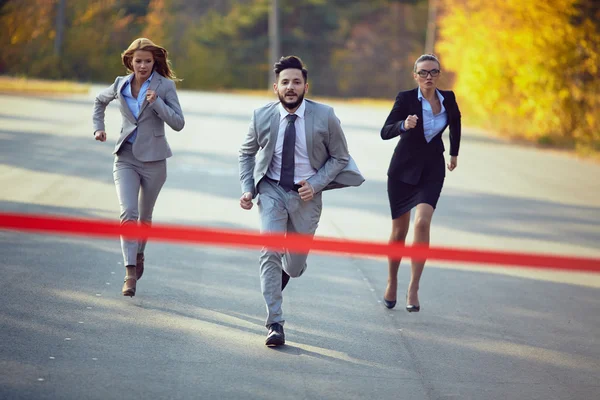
[95,130,107,142]
[447,156,458,171]
[404,115,418,130]
[240,192,253,210]
[298,180,314,201]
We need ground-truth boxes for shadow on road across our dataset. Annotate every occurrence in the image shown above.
[324,178,600,249]
[1,201,599,399]
[2,124,598,250]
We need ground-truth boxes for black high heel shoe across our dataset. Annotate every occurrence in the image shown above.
[383,298,397,309]
[405,293,420,313]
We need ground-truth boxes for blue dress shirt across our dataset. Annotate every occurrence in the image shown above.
[121,72,155,143]
[401,87,448,143]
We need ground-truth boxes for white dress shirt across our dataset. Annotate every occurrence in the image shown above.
[266,100,317,184]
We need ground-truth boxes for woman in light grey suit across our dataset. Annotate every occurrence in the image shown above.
[92,38,185,297]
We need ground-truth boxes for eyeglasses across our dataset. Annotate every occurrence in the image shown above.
[416,69,440,78]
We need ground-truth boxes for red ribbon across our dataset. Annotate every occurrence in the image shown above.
[1,212,599,272]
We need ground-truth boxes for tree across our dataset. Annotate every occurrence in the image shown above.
[0,0,56,76]
[436,0,600,152]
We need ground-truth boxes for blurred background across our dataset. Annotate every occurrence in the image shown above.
[0,0,598,155]
[1,4,600,398]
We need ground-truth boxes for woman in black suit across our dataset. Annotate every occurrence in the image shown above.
[380,54,461,312]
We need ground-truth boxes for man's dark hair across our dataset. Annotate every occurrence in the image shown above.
[274,55,308,82]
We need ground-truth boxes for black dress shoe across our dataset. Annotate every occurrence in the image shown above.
[281,270,290,291]
[383,298,397,309]
[265,323,285,347]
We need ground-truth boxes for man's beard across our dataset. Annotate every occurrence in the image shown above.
[278,91,305,110]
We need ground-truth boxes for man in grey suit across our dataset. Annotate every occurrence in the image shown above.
[239,56,364,346]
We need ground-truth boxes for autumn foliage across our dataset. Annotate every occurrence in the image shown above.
[0,0,598,153]
[436,0,600,153]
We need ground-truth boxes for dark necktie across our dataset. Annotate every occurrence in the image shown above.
[280,114,298,192]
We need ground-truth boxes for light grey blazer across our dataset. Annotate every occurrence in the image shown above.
[239,99,365,197]
[92,73,185,162]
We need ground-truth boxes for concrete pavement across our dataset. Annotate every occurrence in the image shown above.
[0,88,599,399]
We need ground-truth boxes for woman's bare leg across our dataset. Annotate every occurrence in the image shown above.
[407,203,435,307]
[384,211,411,302]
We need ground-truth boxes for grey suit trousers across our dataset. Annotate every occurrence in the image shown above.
[113,142,167,266]
[257,178,322,327]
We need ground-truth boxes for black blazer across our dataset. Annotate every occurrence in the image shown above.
[380,88,461,185]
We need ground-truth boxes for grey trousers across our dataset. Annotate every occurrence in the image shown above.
[113,142,167,267]
[257,178,323,327]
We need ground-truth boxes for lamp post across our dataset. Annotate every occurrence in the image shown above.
[424,0,437,54]
[268,0,280,89]
[54,0,66,56]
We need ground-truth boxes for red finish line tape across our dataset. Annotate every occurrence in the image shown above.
[1,212,599,273]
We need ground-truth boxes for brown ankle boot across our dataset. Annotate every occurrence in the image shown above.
[122,265,137,297]
[136,253,144,280]
[122,276,136,297]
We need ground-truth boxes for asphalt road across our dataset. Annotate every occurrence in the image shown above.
[1,87,599,400]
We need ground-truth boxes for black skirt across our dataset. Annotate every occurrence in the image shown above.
[387,156,445,220]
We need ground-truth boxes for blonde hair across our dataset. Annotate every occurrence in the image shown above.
[414,54,441,72]
[121,38,179,80]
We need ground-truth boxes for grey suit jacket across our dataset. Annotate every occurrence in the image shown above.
[239,99,365,197]
[92,73,185,161]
